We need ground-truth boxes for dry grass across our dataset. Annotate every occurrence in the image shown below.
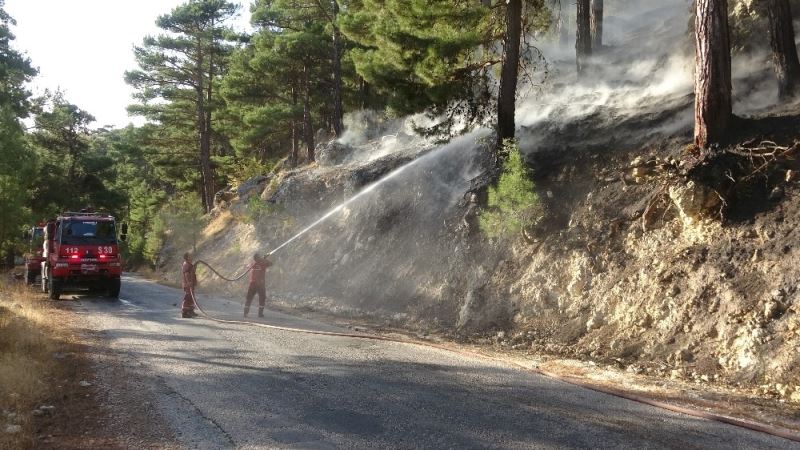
[0,278,64,450]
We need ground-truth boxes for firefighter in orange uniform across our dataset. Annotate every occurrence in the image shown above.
[244,253,272,318]
[181,252,198,318]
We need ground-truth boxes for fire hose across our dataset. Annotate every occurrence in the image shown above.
[186,260,800,444]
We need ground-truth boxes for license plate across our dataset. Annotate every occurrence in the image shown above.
[81,264,97,273]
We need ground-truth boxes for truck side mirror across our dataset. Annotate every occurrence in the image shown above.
[120,222,128,242]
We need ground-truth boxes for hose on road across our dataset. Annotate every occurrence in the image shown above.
[186,260,800,444]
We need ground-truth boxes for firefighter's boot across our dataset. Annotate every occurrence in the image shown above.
[244,307,250,318]
[258,308,264,318]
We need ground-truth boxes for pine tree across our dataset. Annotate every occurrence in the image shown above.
[223,0,347,164]
[0,0,37,266]
[126,0,239,212]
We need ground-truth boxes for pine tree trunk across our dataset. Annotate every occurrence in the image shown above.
[766,0,800,98]
[590,0,603,49]
[291,85,299,166]
[203,40,216,213]
[694,0,732,148]
[576,0,592,76]
[496,0,521,146]
[303,66,315,162]
[197,86,214,212]
[359,77,370,110]
[331,0,344,136]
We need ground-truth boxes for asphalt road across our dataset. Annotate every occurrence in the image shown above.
[71,274,799,449]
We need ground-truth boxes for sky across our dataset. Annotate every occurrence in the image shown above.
[4,0,251,128]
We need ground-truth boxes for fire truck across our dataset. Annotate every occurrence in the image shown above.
[23,224,46,285]
[40,211,127,300]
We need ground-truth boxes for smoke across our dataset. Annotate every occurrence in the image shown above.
[335,110,437,164]
[515,0,791,154]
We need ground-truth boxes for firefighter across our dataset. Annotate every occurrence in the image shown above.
[181,252,198,318]
[244,253,272,318]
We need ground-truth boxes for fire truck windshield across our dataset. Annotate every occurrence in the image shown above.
[61,220,116,245]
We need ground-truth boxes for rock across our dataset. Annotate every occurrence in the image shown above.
[4,424,21,434]
[668,181,722,225]
[667,285,680,298]
[79,380,92,387]
[787,170,797,182]
[317,141,355,166]
[496,331,506,340]
[769,186,784,201]
[790,390,800,403]
[586,312,604,330]
[213,187,236,208]
[764,300,785,320]
[673,349,693,363]
[236,175,270,198]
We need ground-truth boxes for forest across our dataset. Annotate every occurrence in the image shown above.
[0,0,798,268]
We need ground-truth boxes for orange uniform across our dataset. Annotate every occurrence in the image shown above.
[244,259,272,317]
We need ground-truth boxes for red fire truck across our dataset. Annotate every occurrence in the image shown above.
[41,211,127,300]
[23,224,45,285]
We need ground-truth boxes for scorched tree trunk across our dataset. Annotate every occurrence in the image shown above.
[766,0,800,98]
[694,0,732,148]
[590,0,603,49]
[496,0,521,147]
[576,0,592,76]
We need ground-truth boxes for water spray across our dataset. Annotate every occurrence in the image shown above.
[265,152,430,257]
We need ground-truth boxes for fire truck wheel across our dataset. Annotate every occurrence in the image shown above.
[48,278,61,300]
[108,279,121,299]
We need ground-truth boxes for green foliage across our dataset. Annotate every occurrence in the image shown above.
[125,0,241,212]
[479,140,542,238]
[243,195,277,223]
[213,154,277,186]
[221,0,349,163]
[0,1,37,264]
[340,0,551,137]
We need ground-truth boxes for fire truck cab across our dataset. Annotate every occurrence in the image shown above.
[41,211,127,300]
